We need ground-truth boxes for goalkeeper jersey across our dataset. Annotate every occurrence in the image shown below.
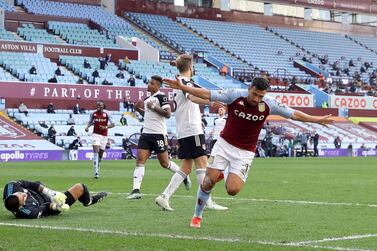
[3,180,54,219]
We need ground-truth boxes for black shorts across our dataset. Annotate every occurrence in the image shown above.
[138,133,168,154]
[210,139,217,150]
[178,134,207,159]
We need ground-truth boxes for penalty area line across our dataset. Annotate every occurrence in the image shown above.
[286,233,377,246]
[1,188,377,208]
[104,192,377,208]
[0,222,371,251]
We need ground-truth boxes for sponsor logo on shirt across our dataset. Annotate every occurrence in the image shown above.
[234,110,265,121]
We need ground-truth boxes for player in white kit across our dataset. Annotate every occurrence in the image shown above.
[209,106,227,150]
[127,76,190,199]
[155,54,227,211]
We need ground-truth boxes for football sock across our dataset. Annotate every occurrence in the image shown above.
[162,170,186,199]
[79,184,92,206]
[194,186,211,218]
[167,161,180,173]
[195,168,206,186]
[195,168,214,203]
[132,164,145,191]
[93,152,99,175]
[195,168,216,202]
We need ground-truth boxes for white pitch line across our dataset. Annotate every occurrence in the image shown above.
[2,188,377,208]
[0,222,371,251]
[303,245,373,251]
[286,233,377,246]
[104,192,377,208]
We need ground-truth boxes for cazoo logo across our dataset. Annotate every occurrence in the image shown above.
[234,110,265,121]
[307,0,325,5]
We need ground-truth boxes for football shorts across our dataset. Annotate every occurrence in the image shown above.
[138,133,168,154]
[208,137,255,183]
[178,134,207,159]
[92,133,108,150]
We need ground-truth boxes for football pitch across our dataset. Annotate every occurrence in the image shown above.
[0,157,376,250]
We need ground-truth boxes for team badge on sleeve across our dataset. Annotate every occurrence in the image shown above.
[258,103,265,112]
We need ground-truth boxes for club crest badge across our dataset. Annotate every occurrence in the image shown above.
[258,103,265,112]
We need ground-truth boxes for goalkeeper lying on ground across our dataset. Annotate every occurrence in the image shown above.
[3,180,107,219]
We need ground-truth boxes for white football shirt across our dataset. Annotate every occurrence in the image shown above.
[142,91,170,134]
[211,115,227,140]
[173,76,202,139]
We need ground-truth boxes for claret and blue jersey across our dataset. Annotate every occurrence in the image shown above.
[210,89,294,152]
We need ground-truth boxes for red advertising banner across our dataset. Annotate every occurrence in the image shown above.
[0,82,318,107]
[291,0,334,9]
[43,44,98,57]
[0,40,138,62]
[0,40,37,53]
[268,92,314,108]
[50,0,100,5]
[263,0,377,15]
[330,95,377,110]
[0,82,173,102]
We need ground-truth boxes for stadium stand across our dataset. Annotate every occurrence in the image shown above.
[119,59,241,89]
[126,12,251,70]
[0,65,16,81]
[267,117,377,149]
[0,0,16,12]
[271,27,377,83]
[17,23,65,44]
[349,34,377,54]
[359,122,377,133]
[6,105,224,151]
[0,52,79,83]
[0,27,22,41]
[59,55,137,86]
[48,21,118,48]
[8,108,143,148]
[18,0,174,59]
[178,17,309,78]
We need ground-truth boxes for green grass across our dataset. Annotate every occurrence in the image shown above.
[0,157,377,250]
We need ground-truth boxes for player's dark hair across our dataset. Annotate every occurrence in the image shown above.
[175,54,193,73]
[4,195,20,212]
[151,75,163,85]
[251,77,269,91]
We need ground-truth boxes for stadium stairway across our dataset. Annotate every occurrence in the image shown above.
[346,35,377,56]
[0,64,21,82]
[177,21,251,68]
[268,27,377,83]
[128,15,248,87]
[265,28,314,76]
[123,15,179,59]
[349,117,377,133]
[14,5,26,13]
[0,111,42,140]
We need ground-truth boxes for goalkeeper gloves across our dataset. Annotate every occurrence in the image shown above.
[42,187,67,204]
[51,203,70,212]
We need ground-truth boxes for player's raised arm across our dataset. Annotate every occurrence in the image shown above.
[265,95,334,126]
[163,77,211,100]
[291,110,334,126]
